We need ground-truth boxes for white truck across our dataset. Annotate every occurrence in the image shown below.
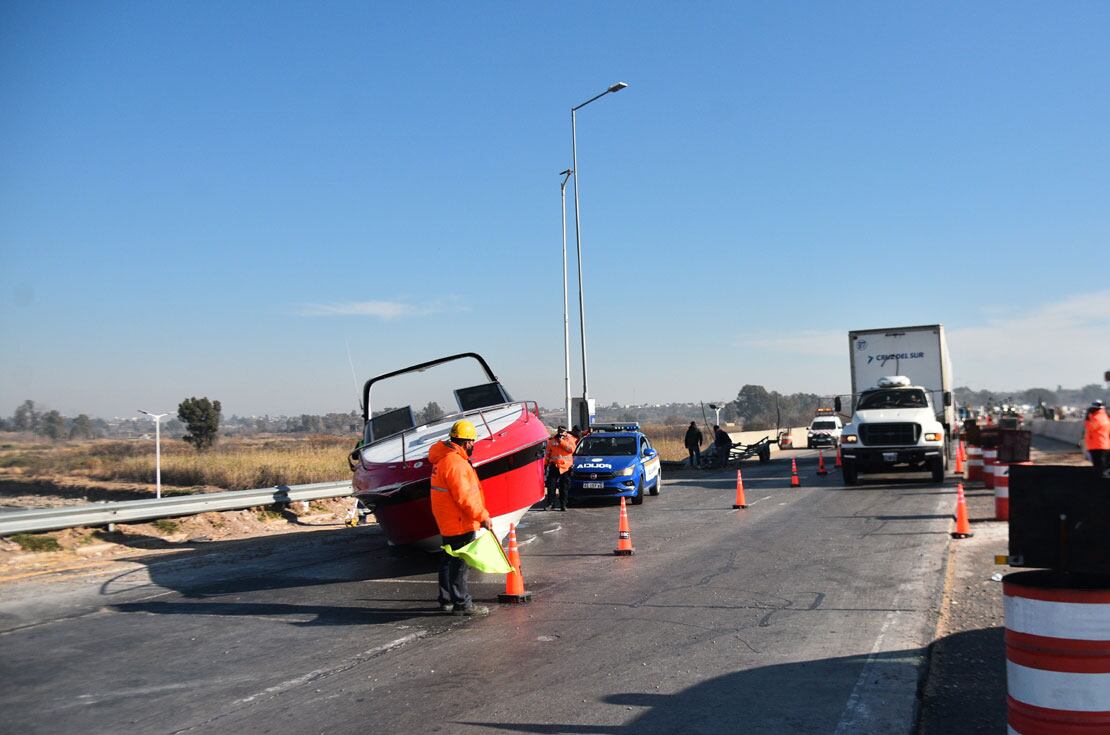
[836,325,954,485]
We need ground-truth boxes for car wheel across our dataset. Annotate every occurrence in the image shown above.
[649,469,661,496]
[842,461,858,485]
[631,480,644,505]
[929,457,945,484]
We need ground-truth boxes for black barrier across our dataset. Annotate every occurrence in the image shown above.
[1009,464,1110,575]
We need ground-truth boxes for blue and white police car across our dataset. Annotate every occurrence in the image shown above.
[567,423,662,505]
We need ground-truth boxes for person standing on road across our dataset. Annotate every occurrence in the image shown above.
[684,421,703,468]
[429,419,493,616]
[713,424,732,468]
[543,424,577,511]
[1084,400,1110,479]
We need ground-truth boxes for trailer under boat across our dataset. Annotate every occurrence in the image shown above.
[349,353,547,550]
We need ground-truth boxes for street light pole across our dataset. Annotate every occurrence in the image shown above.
[570,81,627,425]
[138,410,168,499]
[559,168,574,428]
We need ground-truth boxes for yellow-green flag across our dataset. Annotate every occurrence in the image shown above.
[442,528,514,574]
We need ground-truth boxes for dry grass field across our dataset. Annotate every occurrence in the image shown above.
[0,434,354,492]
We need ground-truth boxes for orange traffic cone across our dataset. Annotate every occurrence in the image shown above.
[958,440,967,463]
[954,447,964,475]
[733,468,748,509]
[951,483,973,539]
[614,496,635,556]
[835,444,843,468]
[498,524,532,603]
[816,450,828,476]
[790,457,800,487]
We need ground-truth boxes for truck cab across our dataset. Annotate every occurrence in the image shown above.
[838,375,947,484]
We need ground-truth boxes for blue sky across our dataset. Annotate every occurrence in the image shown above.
[2,2,1108,418]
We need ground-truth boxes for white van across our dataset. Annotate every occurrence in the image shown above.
[806,415,843,449]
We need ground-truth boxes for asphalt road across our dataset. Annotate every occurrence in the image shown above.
[0,450,956,734]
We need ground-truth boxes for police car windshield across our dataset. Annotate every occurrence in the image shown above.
[858,389,928,410]
[577,436,637,456]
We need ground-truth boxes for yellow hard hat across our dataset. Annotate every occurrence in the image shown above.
[450,419,478,440]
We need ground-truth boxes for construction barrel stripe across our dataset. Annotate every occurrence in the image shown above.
[1005,573,1110,733]
[967,444,983,482]
[983,448,998,489]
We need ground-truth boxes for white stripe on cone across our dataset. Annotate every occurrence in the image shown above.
[1006,661,1110,711]
[1005,596,1110,641]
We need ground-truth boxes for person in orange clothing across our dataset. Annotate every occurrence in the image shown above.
[543,424,577,511]
[429,419,493,616]
[1084,400,1110,479]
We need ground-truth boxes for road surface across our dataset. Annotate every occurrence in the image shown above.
[0,450,955,734]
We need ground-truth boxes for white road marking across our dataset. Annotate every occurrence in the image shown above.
[235,631,426,704]
[833,610,900,734]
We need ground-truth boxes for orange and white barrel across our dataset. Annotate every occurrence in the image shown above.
[983,448,998,489]
[994,461,1032,521]
[1004,571,1110,734]
[967,445,983,482]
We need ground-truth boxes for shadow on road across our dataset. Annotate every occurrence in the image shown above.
[458,628,1002,734]
[461,646,925,734]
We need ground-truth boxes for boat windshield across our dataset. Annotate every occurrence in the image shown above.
[858,389,929,410]
[577,436,638,456]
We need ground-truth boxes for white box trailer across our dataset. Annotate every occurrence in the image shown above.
[847,324,955,435]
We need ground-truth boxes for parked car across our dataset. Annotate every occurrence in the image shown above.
[806,416,843,448]
[567,423,661,505]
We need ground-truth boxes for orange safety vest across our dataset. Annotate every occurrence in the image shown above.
[1086,410,1110,451]
[428,440,490,536]
[545,433,577,474]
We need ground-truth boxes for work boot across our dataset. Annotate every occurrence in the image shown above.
[559,505,567,512]
[453,604,489,617]
[438,603,454,614]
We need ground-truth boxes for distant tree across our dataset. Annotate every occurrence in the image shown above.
[69,414,95,440]
[13,400,37,432]
[416,401,445,424]
[298,414,325,433]
[39,410,66,440]
[178,397,222,450]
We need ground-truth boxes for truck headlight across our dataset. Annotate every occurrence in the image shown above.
[842,434,858,443]
[618,467,635,476]
[924,433,942,442]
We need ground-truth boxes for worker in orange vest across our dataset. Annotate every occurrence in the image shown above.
[429,419,493,616]
[1084,400,1110,479]
[543,424,577,511]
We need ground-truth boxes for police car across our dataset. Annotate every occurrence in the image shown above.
[806,408,843,449]
[567,423,661,505]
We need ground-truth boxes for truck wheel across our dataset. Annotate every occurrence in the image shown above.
[650,470,661,496]
[842,462,858,485]
[930,457,945,484]
[631,480,644,505]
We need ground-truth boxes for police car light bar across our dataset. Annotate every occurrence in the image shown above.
[590,422,641,432]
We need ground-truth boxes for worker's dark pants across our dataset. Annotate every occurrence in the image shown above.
[687,447,701,468]
[716,444,731,467]
[1092,449,1110,479]
[545,465,569,509]
[438,530,476,608]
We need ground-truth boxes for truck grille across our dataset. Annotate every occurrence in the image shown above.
[860,423,920,446]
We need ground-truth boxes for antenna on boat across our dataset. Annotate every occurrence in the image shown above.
[346,340,363,411]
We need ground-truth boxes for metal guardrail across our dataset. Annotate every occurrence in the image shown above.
[0,480,354,536]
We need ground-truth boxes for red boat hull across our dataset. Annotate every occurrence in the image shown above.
[353,404,547,548]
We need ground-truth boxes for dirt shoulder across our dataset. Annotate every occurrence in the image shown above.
[0,495,361,585]
[916,435,1088,733]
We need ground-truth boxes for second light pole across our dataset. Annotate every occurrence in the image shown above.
[570,81,627,428]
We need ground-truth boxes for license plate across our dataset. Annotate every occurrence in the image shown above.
[883,452,898,462]
[582,482,605,489]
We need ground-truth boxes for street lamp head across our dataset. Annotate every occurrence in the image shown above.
[608,82,629,93]
[559,169,572,176]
